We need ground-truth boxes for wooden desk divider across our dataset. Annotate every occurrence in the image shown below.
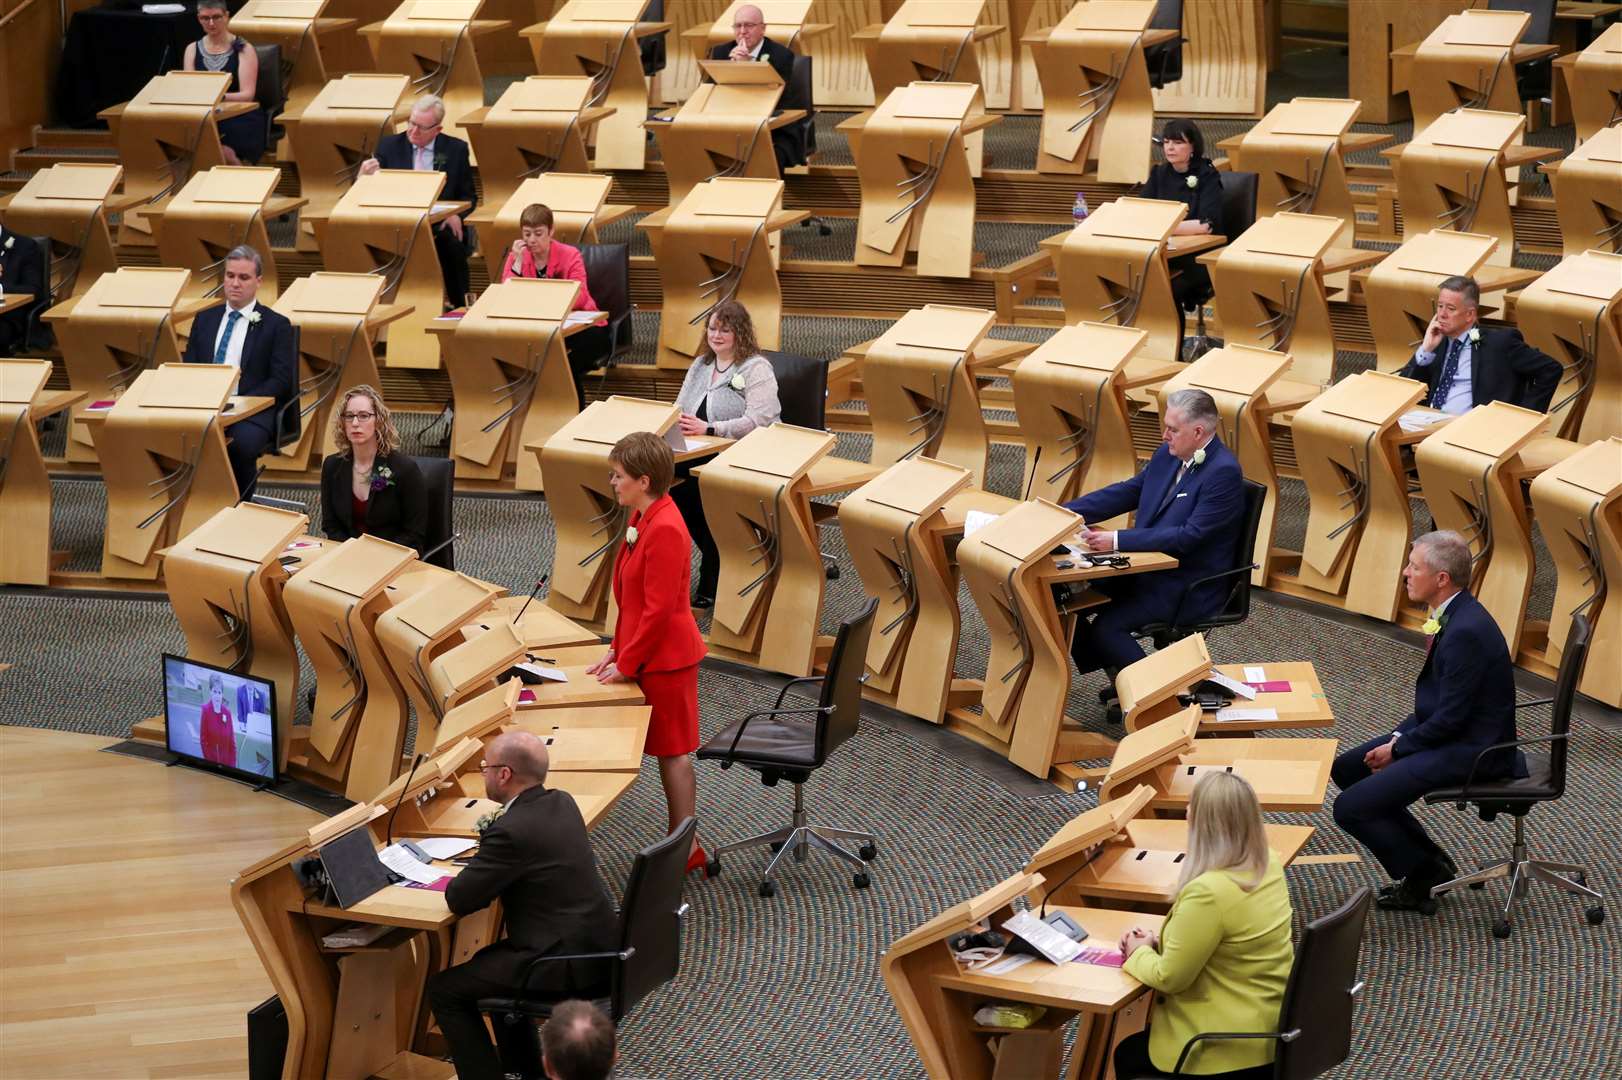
[1514,249,1622,442]
[282,535,417,800]
[1561,22,1622,143]
[1013,322,1147,506]
[1207,212,1343,387]
[96,363,239,580]
[1363,229,1503,374]
[643,177,795,369]
[362,0,503,154]
[285,73,409,251]
[702,423,836,676]
[461,76,605,217]
[540,396,681,630]
[323,168,447,369]
[108,72,233,241]
[375,731,501,835]
[0,361,67,587]
[230,1,337,126]
[1406,9,1530,133]
[858,0,1000,117]
[149,166,289,305]
[154,502,308,766]
[838,457,974,723]
[1054,196,1184,365]
[1528,437,1622,705]
[1116,634,1212,733]
[1395,109,1528,269]
[0,163,121,305]
[1098,704,1337,813]
[1546,127,1622,258]
[861,304,995,484]
[1160,344,1293,582]
[474,173,621,283]
[1415,401,1554,650]
[374,570,505,755]
[955,498,1120,783]
[850,82,997,279]
[524,0,662,171]
[444,277,579,490]
[1230,97,1364,248]
[266,272,398,474]
[651,59,790,206]
[1279,370,1429,621]
[1025,0,1157,181]
[424,618,526,734]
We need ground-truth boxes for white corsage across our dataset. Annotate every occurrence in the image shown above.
[2,235,12,251]
[1186,175,1198,189]
[625,525,639,546]
[247,309,262,325]
[1421,617,1442,636]
[1467,327,1480,344]
[1192,447,1206,466]
[475,806,505,834]
[729,372,747,392]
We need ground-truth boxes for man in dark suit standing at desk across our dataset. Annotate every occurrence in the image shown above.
[707,3,799,171]
[1397,275,1563,414]
[0,223,45,355]
[358,93,477,309]
[428,730,619,1080]
[1332,530,1526,915]
[1062,388,1245,680]
[181,244,296,500]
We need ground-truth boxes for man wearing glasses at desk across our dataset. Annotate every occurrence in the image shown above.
[428,731,618,1080]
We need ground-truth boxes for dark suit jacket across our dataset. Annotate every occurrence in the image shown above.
[446,784,619,989]
[708,35,796,84]
[1138,158,1225,231]
[1063,437,1246,624]
[1392,590,1526,780]
[372,131,477,224]
[0,230,45,336]
[320,450,428,554]
[182,302,298,442]
[1397,326,1563,413]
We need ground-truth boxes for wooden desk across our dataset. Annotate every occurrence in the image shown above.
[0,363,79,586]
[0,293,33,317]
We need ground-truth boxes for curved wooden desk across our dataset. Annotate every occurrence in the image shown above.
[104,71,234,242]
[0,361,82,587]
[472,172,628,282]
[360,1,508,156]
[1363,229,1505,374]
[1514,249,1622,443]
[1025,0,1156,182]
[0,162,122,305]
[1400,9,1532,132]
[1393,109,1540,270]
[285,73,409,252]
[1545,127,1622,259]
[649,58,795,206]
[461,76,606,215]
[1557,22,1622,142]
[1053,197,1183,366]
[1229,97,1365,250]
[145,166,298,306]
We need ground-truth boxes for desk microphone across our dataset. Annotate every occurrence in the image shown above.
[1024,446,1041,501]
[513,575,549,626]
[385,752,426,849]
[420,532,461,564]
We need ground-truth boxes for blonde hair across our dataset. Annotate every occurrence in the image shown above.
[1178,771,1270,893]
[329,385,400,458]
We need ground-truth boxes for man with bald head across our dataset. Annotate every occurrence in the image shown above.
[427,730,618,1080]
[707,4,800,170]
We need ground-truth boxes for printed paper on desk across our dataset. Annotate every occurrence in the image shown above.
[981,953,1036,976]
[964,510,999,537]
[1003,909,1084,965]
[380,843,444,884]
[1243,665,1267,683]
[415,837,477,859]
[1399,410,1447,432]
[517,662,568,683]
[1214,707,1279,722]
[1206,671,1258,700]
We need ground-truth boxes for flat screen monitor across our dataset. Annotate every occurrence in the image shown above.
[163,654,278,784]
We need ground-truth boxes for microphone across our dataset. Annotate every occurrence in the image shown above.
[385,752,426,849]
[419,531,460,564]
[513,575,549,627]
[1024,446,1041,501]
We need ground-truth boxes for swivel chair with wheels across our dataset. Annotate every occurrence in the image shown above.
[413,455,456,569]
[1121,887,1374,1079]
[780,54,831,237]
[1424,613,1605,939]
[697,598,880,897]
[1136,479,1267,648]
[1144,0,1187,90]
[1183,170,1258,360]
[761,349,839,579]
[579,242,634,367]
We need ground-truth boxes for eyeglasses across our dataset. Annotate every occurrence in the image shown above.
[479,760,511,773]
[199,14,226,22]
[340,412,376,422]
[407,120,441,133]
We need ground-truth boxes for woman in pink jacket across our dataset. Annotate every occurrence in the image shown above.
[500,203,611,407]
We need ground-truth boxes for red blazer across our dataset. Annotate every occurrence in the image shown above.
[611,495,706,676]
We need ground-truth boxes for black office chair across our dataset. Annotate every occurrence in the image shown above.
[11,234,53,356]
[413,455,455,569]
[1424,613,1605,939]
[1122,887,1374,1079]
[780,54,832,236]
[1183,170,1258,359]
[639,0,668,77]
[698,598,880,897]
[578,242,633,366]
[268,326,305,452]
[1136,478,1267,649]
[252,43,286,161]
[478,817,695,1078]
[1487,0,1556,118]
[761,349,829,429]
[1144,0,1186,90]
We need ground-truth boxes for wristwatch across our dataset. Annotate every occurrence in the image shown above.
[706,424,713,436]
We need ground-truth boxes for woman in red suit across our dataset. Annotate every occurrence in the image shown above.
[587,432,709,872]
[197,672,238,768]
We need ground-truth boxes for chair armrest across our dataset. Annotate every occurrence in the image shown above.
[1449,732,1566,803]
[720,704,829,760]
[772,674,825,709]
[1172,1030,1296,1076]
[1167,563,1258,629]
[516,946,633,992]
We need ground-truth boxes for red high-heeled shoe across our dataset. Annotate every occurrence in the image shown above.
[686,845,709,877]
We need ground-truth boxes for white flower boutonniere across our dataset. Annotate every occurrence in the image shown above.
[2,235,12,251]
[1467,327,1480,344]
[1421,617,1442,636]
[1186,175,1199,189]
[475,806,505,834]
[730,372,747,392]
[625,525,639,546]
[247,309,262,325]
[1191,447,1206,466]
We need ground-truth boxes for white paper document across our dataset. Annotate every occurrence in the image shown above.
[1002,910,1084,965]
[1398,410,1447,433]
[1243,666,1267,683]
[564,311,598,327]
[1214,707,1279,722]
[415,837,477,860]
[981,953,1036,976]
[1205,671,1258,701]
[964,510,998,537]
[379,843,444,884]
[517,662,569,683]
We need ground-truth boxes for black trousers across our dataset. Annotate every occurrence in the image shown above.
[1070,578,1160,676]
[0,311,25,354]
[1169,253,1213,355]
[226,418,274,501]
[427,948,600,1080]
[433,223,471,310]
[1113,1030,1275,1080]
[564,324,613,410]
[669,462,718,598]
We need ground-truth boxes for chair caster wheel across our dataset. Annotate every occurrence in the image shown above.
[859,843,878,862]
[758,879,777,898]
[1492,919,1513,939]
[824,564,840,581]
[705,857,721,878]
[853,872,871,889]
[1586,906,1605,926]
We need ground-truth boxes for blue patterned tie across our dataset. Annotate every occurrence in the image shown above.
[1429,335,1464,409]
[212,309,241,365]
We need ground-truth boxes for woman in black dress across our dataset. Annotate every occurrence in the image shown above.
[183,0,265,166]
[1139,118,1224,354]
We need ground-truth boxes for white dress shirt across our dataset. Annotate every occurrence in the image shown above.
[1412,333,1475,415]
[212,299,258,369]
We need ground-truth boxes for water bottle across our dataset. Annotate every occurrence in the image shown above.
[1072,192,1089,225]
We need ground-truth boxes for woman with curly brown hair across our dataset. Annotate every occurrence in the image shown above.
[319,385,428,553]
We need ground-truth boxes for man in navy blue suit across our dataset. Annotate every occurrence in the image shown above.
[182,245,297,500]
[1332,530,1526,915]
[1062,388,1245,679]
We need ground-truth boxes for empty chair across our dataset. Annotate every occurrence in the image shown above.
[579,242,633,367]
[413,455,455,569]
[1184,169,1258,358]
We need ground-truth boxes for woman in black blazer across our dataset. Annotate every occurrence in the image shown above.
[320,386,428,554]
[1139,118,1225,350]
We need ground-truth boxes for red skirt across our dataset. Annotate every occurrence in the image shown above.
[640,665,700,757]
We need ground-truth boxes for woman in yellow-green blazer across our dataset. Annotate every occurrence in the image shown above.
[1115,771,1295,1079]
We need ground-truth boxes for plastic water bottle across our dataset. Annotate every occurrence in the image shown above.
[1072,192,1089,225]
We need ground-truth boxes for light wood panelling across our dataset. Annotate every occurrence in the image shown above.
[1348,0,1473,124]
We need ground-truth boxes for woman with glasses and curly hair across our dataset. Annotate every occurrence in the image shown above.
[319,386,428,554]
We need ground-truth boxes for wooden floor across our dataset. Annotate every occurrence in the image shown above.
[0,726,319,1079]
